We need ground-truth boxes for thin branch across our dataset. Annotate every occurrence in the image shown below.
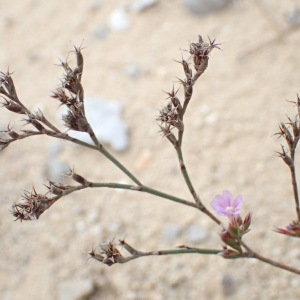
[242,242,300,275]
[290,166,300,221]
[89,239,223,265]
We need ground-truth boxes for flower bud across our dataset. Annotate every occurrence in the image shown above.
[243,212,252,231]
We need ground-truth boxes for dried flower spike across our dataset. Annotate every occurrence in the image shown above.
[89,240,125,266]
[10,188,56,221]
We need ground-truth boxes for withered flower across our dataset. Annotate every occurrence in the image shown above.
[1,98,26,114]
[62,103,90,132]
[157,102,184,131]
[11,188,56,221]
[45,180,73,196]
[89,240,125,266]
[158,124,178,148]
[50,88,76,107]
[65,167,93,187]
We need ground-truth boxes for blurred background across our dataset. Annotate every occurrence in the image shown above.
[1,0,300,299]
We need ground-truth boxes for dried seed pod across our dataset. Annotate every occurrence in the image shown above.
[1,98,26,114]
[89,240,126,266]
[71,44,85,77]
[280,123,294,149]
[45,181,73,196]
[11,188,55,221]
[65,168,93,187]
[276,145,294,167]
[188,36,221,71]
[158,124,178,148]
[62,104,90,132]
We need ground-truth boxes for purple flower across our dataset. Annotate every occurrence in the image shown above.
[210,190,243,218]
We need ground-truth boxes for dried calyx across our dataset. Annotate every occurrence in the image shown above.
[89,240,126,266]
[10,188,56,221]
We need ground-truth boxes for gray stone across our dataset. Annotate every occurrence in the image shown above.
[76,221,86,234]
[58,279,94,300]
[186,225,207,242]
[47,140,63,158]
[46,140,69,181]
[287,9,300,25]
[221,273,237,296]
[130,0,158,12]
[108,8,131,32]
[90,1,104,11]
[180,0,231,15]
[162,225,181,240]
[60,98,129,151]
[93,25,108,40]
[124,64,140,78]
[46,158,69,182]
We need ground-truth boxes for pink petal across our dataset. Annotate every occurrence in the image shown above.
[211,195,227,214]
[222,190,233,207]
[233,194,243,209]
[234,208,241,214]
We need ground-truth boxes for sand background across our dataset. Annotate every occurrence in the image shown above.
[1,0,300,299]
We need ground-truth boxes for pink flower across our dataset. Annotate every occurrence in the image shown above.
[210,190,243,218]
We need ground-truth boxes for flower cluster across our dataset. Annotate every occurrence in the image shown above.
[274,221,300,238]
[89,240,125,266]
[188,35,221,71]
[10,188,56,221]
[50,45,93,133]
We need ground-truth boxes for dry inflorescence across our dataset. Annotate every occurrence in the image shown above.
[1,35,300,276]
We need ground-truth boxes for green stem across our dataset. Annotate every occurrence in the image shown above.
[242,242,300,275]
[91,182,196,208]
[142,248,222,256]
[290,165,300,222]
[176,146,201,205]
[44,128,142,186]
[99,147,142,186]
[178,129,184,148]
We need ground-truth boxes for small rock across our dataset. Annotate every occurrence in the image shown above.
[286,9,300,25]
[47,140,63,157]
[199,105,211,116]
[221,273,237,296]
[90,1,104,11]
[186,225,207,242]
[180,0,231,15]
[93,24,108,40]
[124,64,140,78]
[162,225,181,240]
[130,0,158,12]
[46,158,69,182]
[108,8,131,32]
[205,112,219,124]
[76,221,86,234]
[46,140,69,181]
[290,278,299,288]
[2,290,13,300]
[73,204,84,215]
[108,220,121,232]
[87,210,100,223]
[134,149,152,171]
[60,98,129,151]
[89,224,102,235]
[58,279,94,300]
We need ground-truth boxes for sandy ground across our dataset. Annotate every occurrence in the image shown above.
[1,0,300,299]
